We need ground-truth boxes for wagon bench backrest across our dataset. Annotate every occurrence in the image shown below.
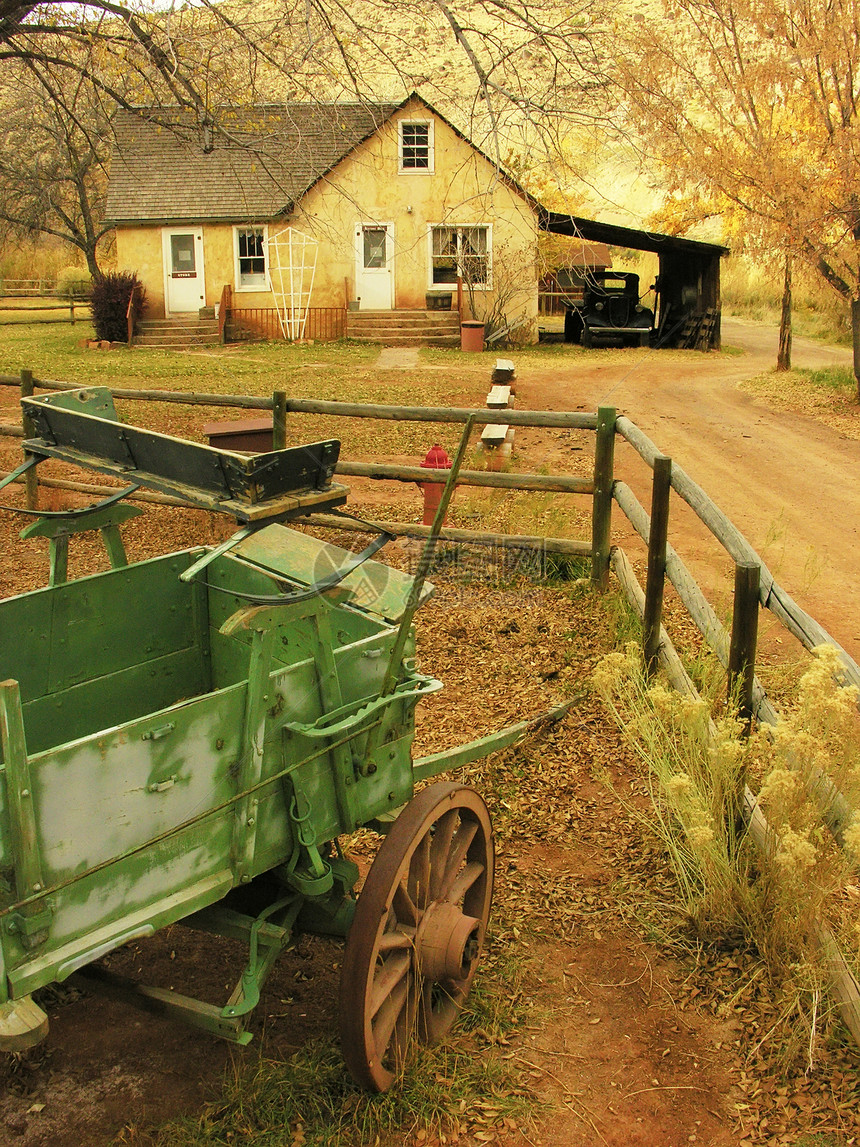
[20,387,344,523]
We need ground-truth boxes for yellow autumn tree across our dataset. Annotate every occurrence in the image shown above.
[613,0,860,394]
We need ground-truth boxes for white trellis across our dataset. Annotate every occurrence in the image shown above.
[266,227,319,341]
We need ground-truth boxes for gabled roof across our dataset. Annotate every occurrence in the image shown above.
[104,93,535,227]
[105,101,400,225]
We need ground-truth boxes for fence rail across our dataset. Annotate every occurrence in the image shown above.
[0,278,57,297]
[1,366,858,1041]
[0,300,84,325]
[0,278,90,299]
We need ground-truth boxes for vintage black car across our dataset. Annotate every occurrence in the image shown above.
[564,271,655,347]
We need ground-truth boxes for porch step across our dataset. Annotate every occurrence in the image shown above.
[350,334,461,347]
[133,317,220,348]
[347,309,461,346]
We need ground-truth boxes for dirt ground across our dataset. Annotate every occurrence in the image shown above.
[1,321,858,1146]
[520,317,860,665]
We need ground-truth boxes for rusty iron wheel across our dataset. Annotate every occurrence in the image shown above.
[339,781,494,1091]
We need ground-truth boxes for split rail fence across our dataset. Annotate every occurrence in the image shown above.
[1,368,859,1042]
[0,299,84,326]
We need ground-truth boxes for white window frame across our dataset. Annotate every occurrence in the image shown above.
[233,224,269,291]
[428,223,492,290]
[399,119,434,174]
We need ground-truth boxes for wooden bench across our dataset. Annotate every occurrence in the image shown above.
[480,423,509,447]
[486,384,512,409]
[492,358,516,384]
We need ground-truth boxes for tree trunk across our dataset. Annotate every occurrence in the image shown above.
[84,247,101,279]
[853,298,860,401]
[777,253,792,371]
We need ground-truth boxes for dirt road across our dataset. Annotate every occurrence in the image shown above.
[523,317,860,665]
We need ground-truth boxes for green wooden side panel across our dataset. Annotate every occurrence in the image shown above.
[0,551,203,704]
[205,554,382,690]
[21,647,210,755]
[27,386,119,420]
[2,685,246,991]
[26,683,245,883]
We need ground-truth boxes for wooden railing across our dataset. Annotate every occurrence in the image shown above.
[125,284,140,345]
[538,288,584,315]
[218,284,232,344]
[226,306,345,342]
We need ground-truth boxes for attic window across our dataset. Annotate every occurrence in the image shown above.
[399,121,433,173]
[234,226,267,290]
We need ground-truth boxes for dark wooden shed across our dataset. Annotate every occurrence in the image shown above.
[538,210,729,350]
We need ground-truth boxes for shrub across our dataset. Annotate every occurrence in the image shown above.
[55,265,91,299]
[90,271,146,343]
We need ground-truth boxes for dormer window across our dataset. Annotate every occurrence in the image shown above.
[399,120,433,173]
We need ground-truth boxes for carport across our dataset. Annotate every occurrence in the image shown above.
[539,210,729,350]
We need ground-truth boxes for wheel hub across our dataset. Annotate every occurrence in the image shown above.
[417,901,483,982]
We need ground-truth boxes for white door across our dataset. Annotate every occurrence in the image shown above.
[355,223,393,310]
[162,229,205,314]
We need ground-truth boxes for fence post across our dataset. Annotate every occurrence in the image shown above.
[728,561,760,732]
[591,405,616,590]
[643,455,672,675]
[272,391,288,450]
[19,369,38,510]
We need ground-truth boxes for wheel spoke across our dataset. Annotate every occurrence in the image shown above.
[372,972,412,1064]
[429,808,459,898]
[409,830,432,909]
[378,928,414,952]
[393,879,419,926]
[447,859,484,903]
[437,820,478,901]
[369,951,411,1019]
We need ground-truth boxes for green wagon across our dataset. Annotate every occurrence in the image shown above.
[0,388,555,1090]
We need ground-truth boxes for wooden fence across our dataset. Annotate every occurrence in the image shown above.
[0,299,84,325]
[0,279,59,297]
[0,368,858,1039]
[537,288,584,315]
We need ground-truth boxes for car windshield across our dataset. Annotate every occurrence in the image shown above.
[594,278,632,293]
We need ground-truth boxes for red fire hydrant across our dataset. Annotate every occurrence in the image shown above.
[420,443,452,525]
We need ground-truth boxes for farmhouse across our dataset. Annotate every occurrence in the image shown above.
[105,93,727,349]
[104,93,542,344]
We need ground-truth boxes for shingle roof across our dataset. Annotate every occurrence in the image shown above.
[105,102,400,225]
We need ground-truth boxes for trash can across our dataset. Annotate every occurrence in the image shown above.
[460,320,485,352]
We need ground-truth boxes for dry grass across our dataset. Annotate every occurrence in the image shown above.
[738,367,860,440]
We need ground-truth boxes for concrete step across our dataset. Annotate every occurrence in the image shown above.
[348,310,459,331]
[134,316,220,348]
[137,321,219,333]
[134,334,220,347]
[348,333,460,347]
